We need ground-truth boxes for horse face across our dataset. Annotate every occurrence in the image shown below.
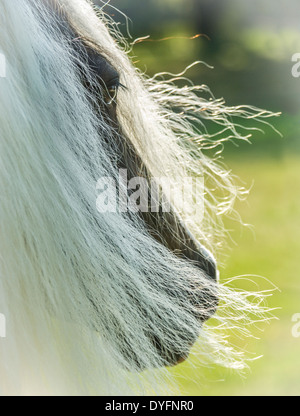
[39,0,219,370]
[76,40,219,370]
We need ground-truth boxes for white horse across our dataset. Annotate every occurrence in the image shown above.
[0,0,276,395]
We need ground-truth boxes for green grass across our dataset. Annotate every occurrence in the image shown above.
[168,153,300,396]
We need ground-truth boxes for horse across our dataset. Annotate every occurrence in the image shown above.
[0,0,276,395]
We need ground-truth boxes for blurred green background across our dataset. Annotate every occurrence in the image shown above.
[99,0,300,396]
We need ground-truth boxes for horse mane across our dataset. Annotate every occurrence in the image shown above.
[0,0,277,395]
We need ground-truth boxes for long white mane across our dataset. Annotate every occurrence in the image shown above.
[0,0,277,395]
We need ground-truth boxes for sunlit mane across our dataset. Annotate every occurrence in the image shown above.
[0,0,278,395]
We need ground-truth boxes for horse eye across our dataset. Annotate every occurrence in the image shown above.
[74,42,122,105]
[104,81,126,105]
[105,85,118,105]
